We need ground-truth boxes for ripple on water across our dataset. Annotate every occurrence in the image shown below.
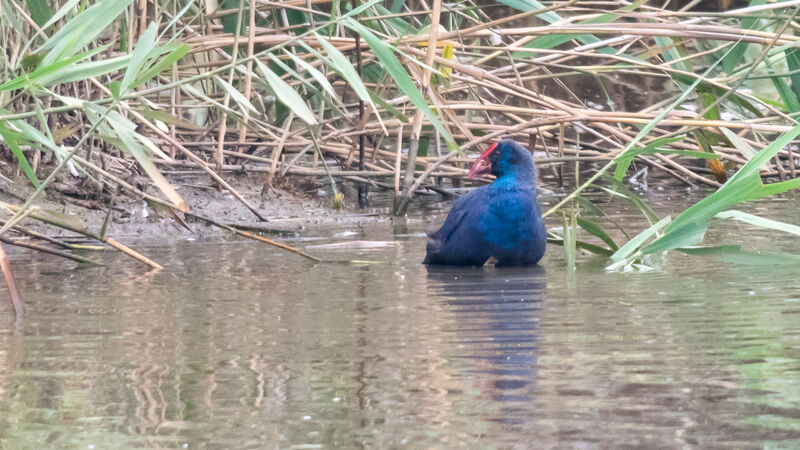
[1,191,800,447]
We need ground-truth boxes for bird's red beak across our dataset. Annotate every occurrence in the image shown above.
[467,142,497,179]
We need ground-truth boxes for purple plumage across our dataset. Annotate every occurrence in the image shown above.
[423,140,546,266]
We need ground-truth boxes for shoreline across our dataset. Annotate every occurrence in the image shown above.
[0,174,394,250]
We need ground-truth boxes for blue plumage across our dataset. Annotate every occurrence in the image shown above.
[423,140,546,266]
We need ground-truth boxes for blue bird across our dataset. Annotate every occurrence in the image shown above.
[423,140,546,266]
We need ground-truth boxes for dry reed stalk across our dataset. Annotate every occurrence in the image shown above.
[237,0,259,152]
[0,201,163,269]
[215,0,245,175]
[127,108,267,220]
[67,158,323,263]
[105,237,163,270]
[399,0,442,201]
[7,0,800,263]
[0,244,23,316]
[266,114,294,187]
[0,237,101,265]
[0,221,84,250]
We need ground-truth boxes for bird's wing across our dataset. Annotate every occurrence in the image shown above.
[427,186,487,245]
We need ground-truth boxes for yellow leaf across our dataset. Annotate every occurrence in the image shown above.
[440,44,454,78]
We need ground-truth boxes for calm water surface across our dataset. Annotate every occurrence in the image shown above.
[1,186,800,448]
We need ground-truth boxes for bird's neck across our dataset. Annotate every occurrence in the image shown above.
[496,166,537,187]
[492,174,537,196]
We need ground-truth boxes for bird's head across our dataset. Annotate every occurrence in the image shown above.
[467,139,536,180]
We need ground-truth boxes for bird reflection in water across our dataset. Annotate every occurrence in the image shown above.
[426,266,545,425]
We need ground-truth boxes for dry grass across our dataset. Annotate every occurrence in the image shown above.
[2,0,800,273]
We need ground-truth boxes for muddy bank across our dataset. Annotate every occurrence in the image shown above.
[0,173,391,247]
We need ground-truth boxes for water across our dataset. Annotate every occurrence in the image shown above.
[1,186,800,448]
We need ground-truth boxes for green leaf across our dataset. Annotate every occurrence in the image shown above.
[786,47,800,108]
[214,75,258,114]
[37,0,133,66]
[133,43,190,89]
[41,0,81,31]
[370,4,416,36]
[87,104,187,211]
[577,217,618,251]
[26,0,53,27]
[35,208,90,233]
[766,56,800,113]
[283,50,339,100]
[663,172,762,236]
[677,245,800,265]
[220,0,245,36]
[369,90,409,123]
[312,32,377,112]
[120,21,158,93]
[7,117,58,152]
[0,124,41,188]
[719,127,757,160]
[714,210,800,237]
[0,45,109,91]
[727,123,800,185]
[521,2,641,56]
[598,174,659,223]
[266,53,327,98]
[754,177,800,197]
[722,0,764,75]
[563,211,577,271]
[21,54,46,71]
[255,60,317,125]
[546,238,613,256]
[636,124,800,256]
[495,0,560,23]
[344,18,456,150]
[576,195,604,216]
[7,115,84,176]
[613,136,683,180]
[340,0,385,18]
[610,215,671,263]
[36,53,132,86]
[109,81,122,99]
[654,36,691,72]
[642,222,707,255]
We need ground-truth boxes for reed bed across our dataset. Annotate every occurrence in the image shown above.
[2,0,800,302]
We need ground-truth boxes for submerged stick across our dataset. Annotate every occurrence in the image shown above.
[233,229,320,262]
[189,213,320,262]
[1,221,78,250]
[0,244,23,317]
[0,202,163,270]
[355,26,367,208]
[105,238,163,270]
[0,238,102,266]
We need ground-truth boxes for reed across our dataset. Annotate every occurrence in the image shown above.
[1,0,800,275]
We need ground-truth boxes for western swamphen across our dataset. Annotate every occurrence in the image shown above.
[423,140,546,266]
